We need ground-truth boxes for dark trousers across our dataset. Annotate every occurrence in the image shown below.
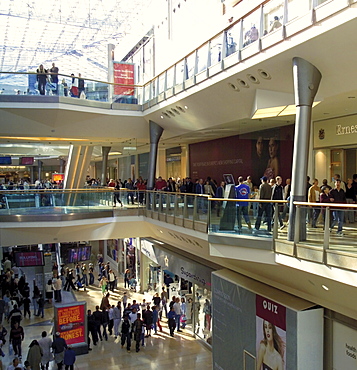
[108,319,114,335]
[121,332,131,350]
[312,207,321,227]
[89,329,98,345]
[89,273,94,285]
[237,206,251,229]
[65,366,74,370]
[54,290,62,302]
[96,324,103,340]
[168,318,176,336]
[38,79,46,95]
[255,203,272,231]
[23,304,31,318]
[12,338,22,356]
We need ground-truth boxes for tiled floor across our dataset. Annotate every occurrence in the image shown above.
[1,282,212,370]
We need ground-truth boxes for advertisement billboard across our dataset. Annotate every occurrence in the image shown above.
[113,62,135,96]
[14,251,44,267]
[189,125,294,187]
[54,302,87,346]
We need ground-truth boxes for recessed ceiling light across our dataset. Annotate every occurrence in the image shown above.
[228,83,239,91]
[258,69,271,80]
[237,79,249,88]
[160,115,164,119]
[184,105,188,109]
[322,284,329,291]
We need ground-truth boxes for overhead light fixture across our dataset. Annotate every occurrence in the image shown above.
[251,89,322,119]
[322,284,329,291]
[123,147,137,150]
[109,151,122,155]
[0,136,86,141]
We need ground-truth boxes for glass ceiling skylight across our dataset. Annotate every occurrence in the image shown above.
[0,0,154,86]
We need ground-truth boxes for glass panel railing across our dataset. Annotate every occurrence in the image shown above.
[292,202,357,255]
[186,52,196,79]
[242,8,261,48]
[209,198,287,239]
[225,23,240,57]
[196,43,209,73]
[209,34,223,66]
[194,195,209,222]
[263,0,284,35]
[158,73,166,94]
[0,72,142,105]
[166,66,175,89]
[287,0,310,22]
[185,194,196,220]
[175,60,185,86]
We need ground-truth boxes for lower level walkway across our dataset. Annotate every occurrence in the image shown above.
[1,280,212,370]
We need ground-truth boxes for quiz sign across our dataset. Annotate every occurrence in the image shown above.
[54,302,86,346]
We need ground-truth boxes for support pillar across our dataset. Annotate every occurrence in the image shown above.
[37,160,43,182]
[147,121,164,190]
[63,145,93,189]
[101,146,111,186]
[59,158,65,174]
[288,57,322,241]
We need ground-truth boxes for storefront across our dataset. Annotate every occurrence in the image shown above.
[212,269,324,370]
[104,238,140,282]
[140,238,215,345]
[313,114,357,184]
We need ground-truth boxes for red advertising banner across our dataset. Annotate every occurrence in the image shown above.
[113,62,134,95]
[55,303,86,345]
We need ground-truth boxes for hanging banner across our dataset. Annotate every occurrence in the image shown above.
[113,62,135,96]
[54,301,87,346]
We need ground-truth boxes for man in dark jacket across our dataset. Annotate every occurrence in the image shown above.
[254,176,273,233]
[121,315,131,352]
[132,313,144,352]
[329,179,347,236]
[52,332,67,370]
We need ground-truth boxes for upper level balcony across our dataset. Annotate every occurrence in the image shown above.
[0,187,356,275]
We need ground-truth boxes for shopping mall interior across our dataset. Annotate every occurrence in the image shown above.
[0,0,357,369]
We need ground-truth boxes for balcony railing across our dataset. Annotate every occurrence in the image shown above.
[0,0,351,109]
[0,188,356,271]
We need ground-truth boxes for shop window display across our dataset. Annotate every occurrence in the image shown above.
[193,286,212,345]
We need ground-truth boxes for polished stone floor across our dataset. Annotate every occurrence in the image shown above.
[1,282,212,370]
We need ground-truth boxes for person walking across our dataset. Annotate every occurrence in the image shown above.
[63,346,76,370]
[10,321,24,359]
[26,340,42,370]
[132,313,144,353]
[112,301,121,339]
[52,332,67,370]
[120,315,131,353]
[38,331,52,370]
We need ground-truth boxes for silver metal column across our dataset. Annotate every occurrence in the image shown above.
[37,160,43,181]
[288,57,322,241]
[147,120,164,190]
[101,146,111,186]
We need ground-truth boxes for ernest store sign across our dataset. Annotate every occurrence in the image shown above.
[314,114,357,148]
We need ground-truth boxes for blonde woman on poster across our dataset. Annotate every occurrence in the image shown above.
[256,320,285,370]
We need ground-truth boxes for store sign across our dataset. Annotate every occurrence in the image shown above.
[113,62,134,96]
[153,245,213,287]
[141,240,158,264]
[333,321,357,369]
[54,302,86,345]
[314,115,357,148]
